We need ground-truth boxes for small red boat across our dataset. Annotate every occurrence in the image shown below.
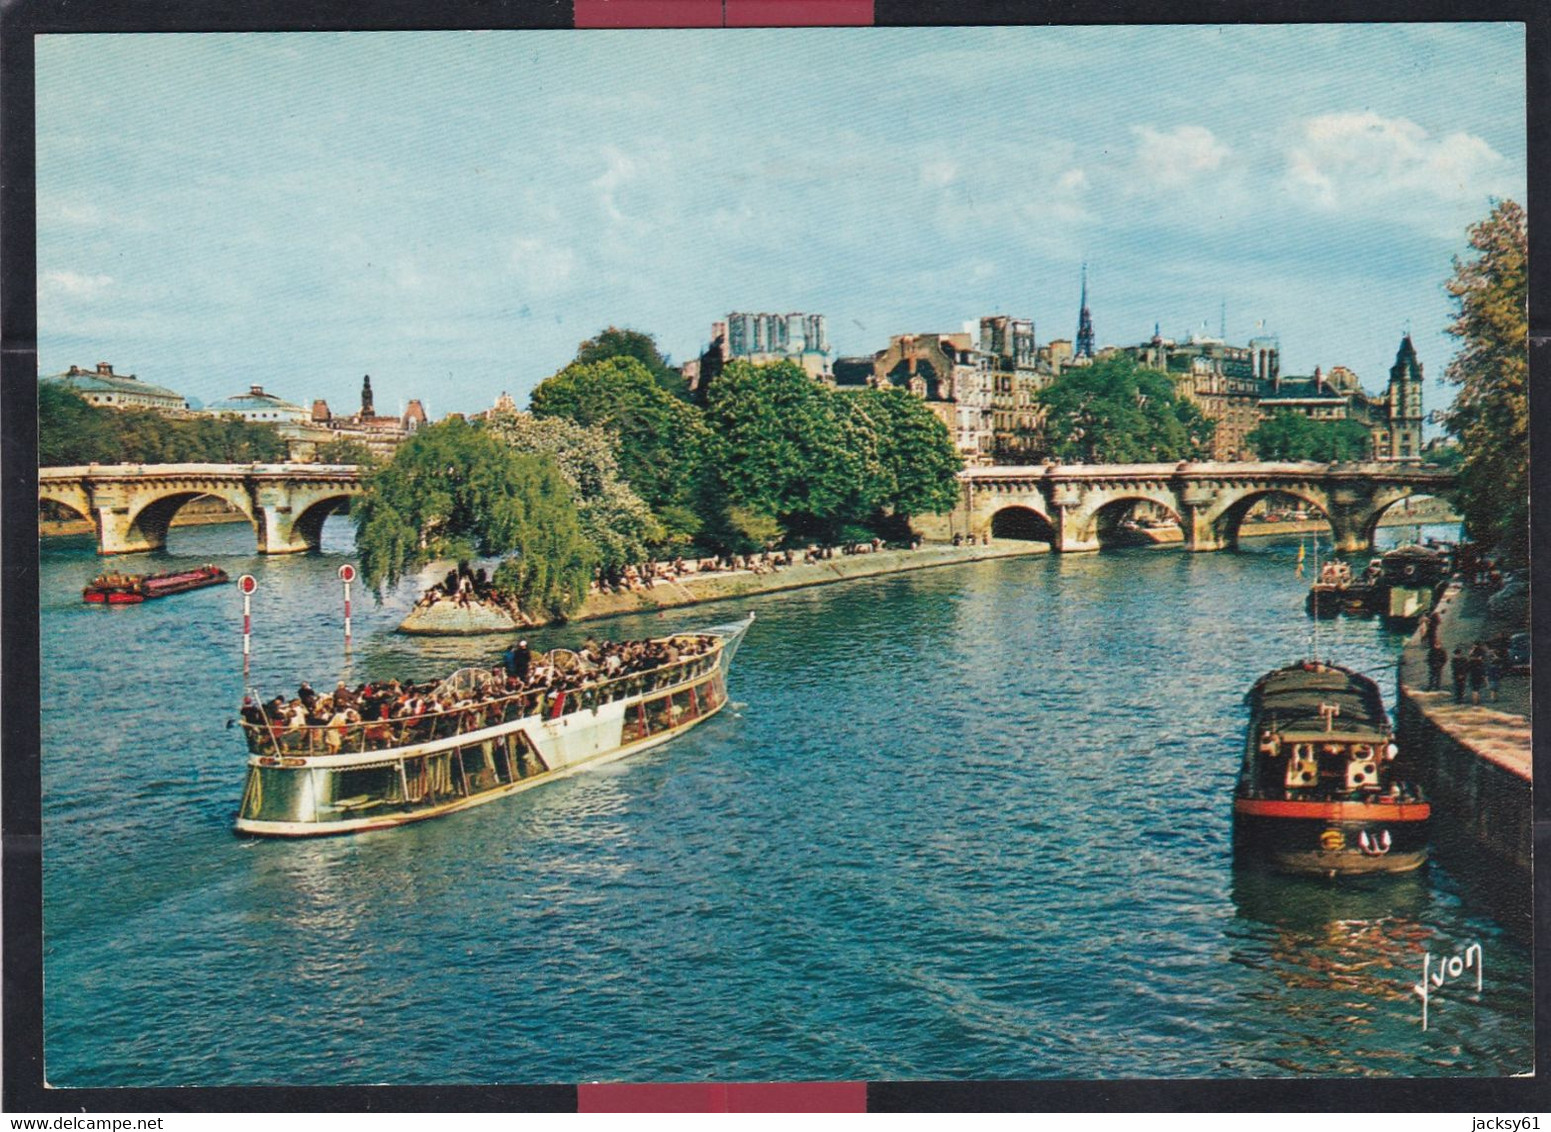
[83,564,230,604]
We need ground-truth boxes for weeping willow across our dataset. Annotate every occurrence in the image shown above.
[352,417,598,618]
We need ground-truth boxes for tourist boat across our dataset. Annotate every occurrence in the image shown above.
[1233,660,1429,876]
[83,563,229,604]
[234,614,753,837]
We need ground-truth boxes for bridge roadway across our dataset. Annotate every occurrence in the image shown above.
[39,460,1454,556]
[915,461,1456,553]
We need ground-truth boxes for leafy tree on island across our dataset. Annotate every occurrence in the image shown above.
[1038,356,1215,464]
[529,356,708,544]
[312,437,379,467]
[572,326,690,401]
[37,384,287,466]
[1441,199,1528,563]
[484,411,665,573]
[352,417,597,619]
[1247,411,1373,463]
[699,359,875,545]
[849,386,964,526]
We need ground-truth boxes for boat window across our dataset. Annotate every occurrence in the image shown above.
[644,694,672,733]
[314,763,404,821]
[621,704,647,744]
[460,742,502,794]
[240,766,319,823]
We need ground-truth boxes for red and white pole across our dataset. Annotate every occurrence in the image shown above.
[339,563,357,652]
[238,574,258,678]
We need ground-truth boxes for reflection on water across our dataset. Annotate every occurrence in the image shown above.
[39,519,1532,1085]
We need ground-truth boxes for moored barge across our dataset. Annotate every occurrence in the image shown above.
[1234,660,1429,876]
[84,563,229,604]
[234,614,752,837]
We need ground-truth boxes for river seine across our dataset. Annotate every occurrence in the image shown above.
[39,519,1532,1086]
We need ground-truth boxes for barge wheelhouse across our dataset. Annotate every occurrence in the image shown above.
[234,615,752,837]
[1233,660,1429,877]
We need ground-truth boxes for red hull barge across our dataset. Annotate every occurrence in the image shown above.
[1234,660,1430,876]
[83,564,230,604]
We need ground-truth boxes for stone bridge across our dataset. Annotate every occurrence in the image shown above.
[916,462,1456,553]
[38,463,364,554]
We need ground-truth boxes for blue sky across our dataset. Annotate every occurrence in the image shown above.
[37,25,1525,419]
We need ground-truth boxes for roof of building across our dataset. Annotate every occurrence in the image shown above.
[42,366,185,403]
[204,385,308,414]
[831,357,876,386]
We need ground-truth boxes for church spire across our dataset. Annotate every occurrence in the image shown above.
[361,374,374,418]
[1075,264,1095,359]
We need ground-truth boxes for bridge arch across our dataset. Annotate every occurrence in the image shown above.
[123,485,259,552]
[1198,485,1333,552]
[38,481,94,525]
[990,504,1057,544]
[1065,487,1185,550]
[287,493,356,553]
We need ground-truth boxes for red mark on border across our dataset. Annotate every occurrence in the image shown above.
[578,1082,868,1112]
[574,0,874,27]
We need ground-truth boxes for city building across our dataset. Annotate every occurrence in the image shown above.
[1126,330,1425,462]
[721,311,832,377]
[41,363,188,413]
[975,315,1049,463]
[204,384,311,423]
[307,375,428,459]
[867,331,996,462]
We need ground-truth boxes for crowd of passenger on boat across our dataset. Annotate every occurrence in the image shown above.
[237,631,720,756]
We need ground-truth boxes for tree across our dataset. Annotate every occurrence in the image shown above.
[1443,199,1528,562]
[572,326,689,401]
[484,411,666,570]
[312,437,378,467]
[352,417,597,618]
[1247,411,1372,462]
[1038,356,1215,463]
[36,384,287,466]
[849,386,963,521]
[529,356,707,541]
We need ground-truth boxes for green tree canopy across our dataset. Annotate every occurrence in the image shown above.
[572,326,689,401]
[1038,356,1215,464]
[700,359,872,542]
[37,384,288,466]
[484,411,665,570]
[1443,199,1528,562]
[529,356,707,541]
[1246,411,1373,462]
[352,417,597,618]
[849,385,963,519]
[312,437,379,467]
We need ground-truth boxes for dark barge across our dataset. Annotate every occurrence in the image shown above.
[1234,660,1429,877]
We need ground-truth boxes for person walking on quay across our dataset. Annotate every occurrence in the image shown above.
[1426,643,1448,692]
[1451,646,1468,704]
[1485,646,1503,703]
[1467,643,1487,705]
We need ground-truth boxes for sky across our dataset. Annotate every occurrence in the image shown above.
[36,25,1526,419]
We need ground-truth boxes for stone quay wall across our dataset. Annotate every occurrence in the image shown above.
[399,540,1048,634]
[1396,582,1532,878]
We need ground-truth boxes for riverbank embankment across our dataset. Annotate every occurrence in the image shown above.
[400,539,1049,634]
[1396,580,1531,892]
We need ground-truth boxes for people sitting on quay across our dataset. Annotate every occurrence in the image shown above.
[241,630,721,756]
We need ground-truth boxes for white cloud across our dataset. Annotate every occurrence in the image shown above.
[1132,125,1230,187]
[39,269,113,300]
[1284,111,1512,218]
[510,237,577,295]
[921,160,957,188]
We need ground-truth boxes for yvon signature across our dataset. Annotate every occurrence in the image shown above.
[1413,941,1482,1031]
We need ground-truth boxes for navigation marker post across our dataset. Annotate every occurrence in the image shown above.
[339,563,357,652]
[238,574,258,677]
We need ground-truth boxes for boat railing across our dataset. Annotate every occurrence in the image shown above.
[242,645,723,758]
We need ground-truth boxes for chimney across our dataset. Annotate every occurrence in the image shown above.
[250,384,264,396]
[96,362,113,375]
